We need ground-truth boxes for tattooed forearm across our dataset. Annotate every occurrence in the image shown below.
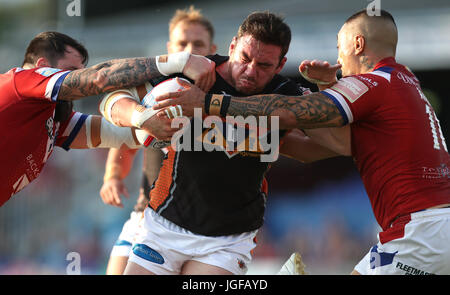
[228,92,345,130]
[58,57,160,101]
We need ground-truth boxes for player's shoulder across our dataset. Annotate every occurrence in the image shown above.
[337,67,393,96]
[2,67,31,79]
[11,67,69,83]
[6,67,24,74]
[206,54,229,66]
[364,66,396,84]
[325,72,389,105]
[0,68,18,82]
[357,61,419,88]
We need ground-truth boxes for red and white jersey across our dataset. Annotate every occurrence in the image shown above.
[321,57,450,230]
[0,67,87,206]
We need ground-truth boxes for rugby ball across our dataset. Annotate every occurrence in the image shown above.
[135,77,190,149]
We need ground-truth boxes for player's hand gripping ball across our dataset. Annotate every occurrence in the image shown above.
[135,77,190,148]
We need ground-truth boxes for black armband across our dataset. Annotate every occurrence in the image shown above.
[54,100,73,122]
[205,93,212,115]
[204,94,231,117]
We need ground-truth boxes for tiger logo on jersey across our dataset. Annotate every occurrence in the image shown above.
[194,120,275,159]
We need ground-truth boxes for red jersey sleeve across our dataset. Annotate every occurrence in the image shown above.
[55,111,89,150]
[13,67,71,102]
[320,68,392,124]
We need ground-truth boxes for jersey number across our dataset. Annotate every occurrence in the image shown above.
[421,89,448,152]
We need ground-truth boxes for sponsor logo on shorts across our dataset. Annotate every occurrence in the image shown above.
[132,244,164,264]
[331,77,369,103]
[370,245,398,269]
[396,262,435,275]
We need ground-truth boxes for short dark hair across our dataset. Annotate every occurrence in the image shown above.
[237,11,291,61]
[345,9,397,28]
[22,31,89,67]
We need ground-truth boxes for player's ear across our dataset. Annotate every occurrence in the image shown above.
[35,57,50,68]
[166,41,172,54]
[228,36,237,56]
[209,43,217,55]
[354,35,365,55]
[275,56,287,74]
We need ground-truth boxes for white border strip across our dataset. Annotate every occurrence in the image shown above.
[323,88,354,123]
[44,70,70,101]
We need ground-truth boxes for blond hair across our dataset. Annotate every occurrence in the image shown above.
[169,6,214,41]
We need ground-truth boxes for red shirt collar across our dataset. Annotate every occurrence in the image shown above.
[373,57,396,70]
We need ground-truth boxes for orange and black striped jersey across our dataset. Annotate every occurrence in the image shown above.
[147,55,310,236]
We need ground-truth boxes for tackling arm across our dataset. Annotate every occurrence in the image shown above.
[153,85,346,130]
[280,129,342,163]
[68,115,141,149]
[57,57,160,101]
[57,52,215,101]
[225,92,346,130]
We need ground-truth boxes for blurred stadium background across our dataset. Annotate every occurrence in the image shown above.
[0,0,449,274]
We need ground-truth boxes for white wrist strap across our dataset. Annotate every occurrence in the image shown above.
[300,68,336,85]
[84,116,141,149]
[99,90,135,126]
[155,51,190,76]
[130,105,158,128]
[99,118,141,149]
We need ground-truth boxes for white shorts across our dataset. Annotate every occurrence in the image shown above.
[128,207,258,275]
[109,211,144,257]
[354,207,450,275]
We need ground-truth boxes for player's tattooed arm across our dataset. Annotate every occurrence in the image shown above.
[227,92,345,130]
[57,57,160,101]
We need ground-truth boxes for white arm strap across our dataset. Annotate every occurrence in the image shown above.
[85,116,141,149]
[99,89,136,126]
[155,51,190,76]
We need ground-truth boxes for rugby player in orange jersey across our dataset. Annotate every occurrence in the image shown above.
[101,6,218,275]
